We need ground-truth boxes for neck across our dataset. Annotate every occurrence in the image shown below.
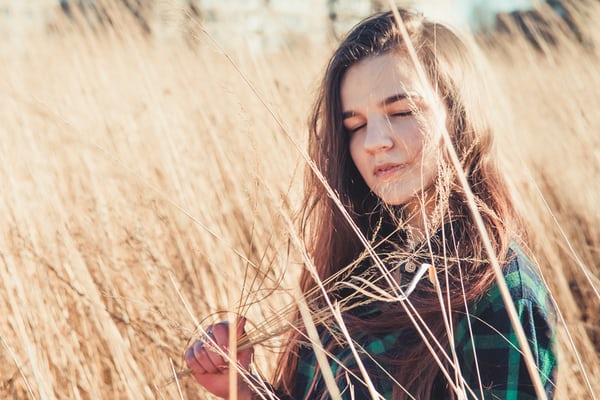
[404,211,428,249]
[403,193,438,246]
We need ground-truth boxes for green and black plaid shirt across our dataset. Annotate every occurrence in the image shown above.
[276,245,558,399]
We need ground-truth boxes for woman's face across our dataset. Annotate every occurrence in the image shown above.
[340,52,446,211]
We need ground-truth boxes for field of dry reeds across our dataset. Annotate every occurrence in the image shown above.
[1,2,599,399]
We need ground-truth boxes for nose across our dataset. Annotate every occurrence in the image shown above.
[363,118,394,153]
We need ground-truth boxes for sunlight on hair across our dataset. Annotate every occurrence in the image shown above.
[387,2,547,398]
[2,1,599,399]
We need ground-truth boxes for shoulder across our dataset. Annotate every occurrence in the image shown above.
[473,243,554,316]
[453,242,557,348]
[454,243,559,398]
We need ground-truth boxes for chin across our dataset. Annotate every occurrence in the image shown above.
[376,192,412,207]
[375,180,435,209]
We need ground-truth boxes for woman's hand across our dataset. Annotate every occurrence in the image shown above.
[185,318,254,399]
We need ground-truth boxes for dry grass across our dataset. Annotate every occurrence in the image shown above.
[1,3,599,399]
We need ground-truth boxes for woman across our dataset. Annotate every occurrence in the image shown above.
[185,8,558,399]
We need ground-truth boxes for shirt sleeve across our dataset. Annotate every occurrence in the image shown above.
[454,297,558,400]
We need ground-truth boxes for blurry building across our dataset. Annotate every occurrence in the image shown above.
[180,0,373,51]
[3,1,582,52]
[186,0,542,50]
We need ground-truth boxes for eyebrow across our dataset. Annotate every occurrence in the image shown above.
[381,93,409,106]
[342,92,418,120]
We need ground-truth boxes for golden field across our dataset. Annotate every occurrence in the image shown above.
[0,3,599,399]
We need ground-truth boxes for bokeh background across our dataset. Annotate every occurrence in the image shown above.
[1,1,599,399]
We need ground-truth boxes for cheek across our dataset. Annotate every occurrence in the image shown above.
[406,117,443,159]
[410,127,441,184]
[348,136,363,169]
[420,147,442,190]
[391,119,425,153]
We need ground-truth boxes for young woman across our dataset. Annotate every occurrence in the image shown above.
[184,8,558,400]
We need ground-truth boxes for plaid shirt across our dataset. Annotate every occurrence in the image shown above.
[274,245,558,399]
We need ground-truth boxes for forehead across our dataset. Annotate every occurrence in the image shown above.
[340,52,424,108]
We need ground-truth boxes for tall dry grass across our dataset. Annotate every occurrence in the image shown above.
[0,2,599,399]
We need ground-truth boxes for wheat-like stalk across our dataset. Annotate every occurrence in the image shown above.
[0,1,599,399]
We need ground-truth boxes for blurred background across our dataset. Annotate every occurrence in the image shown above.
[1,1,598,399]
[1,0,586,51]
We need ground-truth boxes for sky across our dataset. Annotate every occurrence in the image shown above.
[415,0,539,31]
[2,0,544,52]
[6,1,542,32]
[196,0,540,32]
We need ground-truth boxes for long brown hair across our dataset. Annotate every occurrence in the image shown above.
[274,8,522,399]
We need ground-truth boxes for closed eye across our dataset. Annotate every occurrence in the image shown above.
[390,110,414,117]
[346,123,366,134]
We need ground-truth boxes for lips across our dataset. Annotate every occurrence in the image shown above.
[374,162,407,178]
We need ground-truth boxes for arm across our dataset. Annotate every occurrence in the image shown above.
[455,299,558,399]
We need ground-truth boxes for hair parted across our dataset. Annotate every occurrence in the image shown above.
[273,8,523,399]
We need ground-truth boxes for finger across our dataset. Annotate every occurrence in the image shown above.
[210,322,230,348]
[211,320,249,358]
[211,318,247,346]
[185,340,208,375]
[233,317,254,368]
[203,324,229,371]
[194,338,225,374]
[210,320,252,372]
[235,317,247,338]
[187,319,251,376]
